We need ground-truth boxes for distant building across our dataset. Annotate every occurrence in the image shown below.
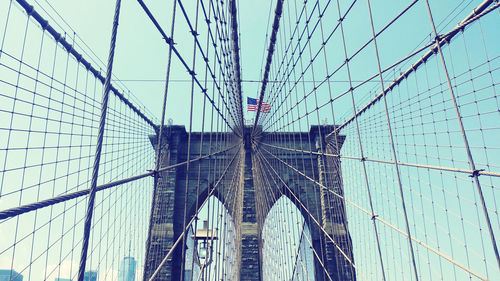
[118,257,136,281]
[0,270,23,281]
[83,271,98,281]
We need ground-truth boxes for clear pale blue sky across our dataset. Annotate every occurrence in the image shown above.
[0,1,499,281]
[25,0,485,128]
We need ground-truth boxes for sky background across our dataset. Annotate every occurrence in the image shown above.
[21,0,276,127]
[0,0,499,281]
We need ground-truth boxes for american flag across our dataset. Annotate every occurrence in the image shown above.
[247,97,271,113]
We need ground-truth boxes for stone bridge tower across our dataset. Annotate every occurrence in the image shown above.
[142,125,356,281]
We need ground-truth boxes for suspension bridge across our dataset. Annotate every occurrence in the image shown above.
[0,0,499,280]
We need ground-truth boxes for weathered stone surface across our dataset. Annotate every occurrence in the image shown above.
[143,126,355,281]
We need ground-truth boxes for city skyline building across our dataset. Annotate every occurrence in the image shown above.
[0,270,23,281]
[83,271,98,281]
[118,257,136,281]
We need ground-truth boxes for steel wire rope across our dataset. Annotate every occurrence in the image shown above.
[402,67,446,278]
[250,2,500,276]
[271,31,322,279]
[5,13,45,281]
[475,16,500,231]
[77,1,122,278]
[301,2,358,278]
[254,0,312,133]
[135,0,240,134]
[286,2,331,278]
[253,150,319,281]
[260,144,499,232]
[0,142,239,221]
[256,108,328,280]
[283,2,331,275]
[1,12,36,280]
[322,0,386,278]
[143,0,178,278]
[148,144,243,280]
[32,0,158,120]
[259,0,415,131]
[187,0,214,279]
[2,103,152,276]
[252,0,285,132]
[289,2,331,278]
[275,101,314,281]
[258,143,490,280]
[423,0,500,270]
[179,1,204,278]
[23,26,48,279]
[55,31,79,281]
[206,1,227,278]
[272,143,299,281]
[205,0,243,131]
[200,0,242,131]
[253,147,341,281]
[255,0,367,130]
[289,221,311,281]
[439,29,490,277]
[337,146,494,268]
[328,0,500,136]
[256,0,323,131]
[11,0,159,132]
[257,0,277,96]
[262,2,500,134]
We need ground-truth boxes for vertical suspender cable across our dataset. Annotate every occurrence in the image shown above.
[77,0,122,280]
[334,0,387,279]
[423,0,500,270]
[143,1,177,280]
[365,0,419,279]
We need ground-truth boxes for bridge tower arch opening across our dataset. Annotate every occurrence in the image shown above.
[184,195,238,281]
[261,195,315,281]
[144,125,356,281]
[143,126,242,281]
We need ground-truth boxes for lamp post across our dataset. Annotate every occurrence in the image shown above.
[192,220,218,269]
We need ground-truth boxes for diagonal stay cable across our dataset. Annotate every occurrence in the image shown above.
[177,0,242,131]
[144,2,178,279]
[253,150,334,281]
[204,0,244,132]
[327,0,500,137]
[253,147,367,281]
[136,0,239,135]
[423,0,500,270]
[259,142,500,176]
[259,0,419,131]
[252,0,285,133]
[13,0,158,132]
[257,143,489,280]
[0,144,240,220]
[148,143,242,281]
[263,1,499,134]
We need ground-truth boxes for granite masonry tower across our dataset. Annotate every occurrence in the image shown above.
[142,125,355,281]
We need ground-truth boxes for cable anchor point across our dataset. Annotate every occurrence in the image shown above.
[148,169,162,178]
[469,169,484,178]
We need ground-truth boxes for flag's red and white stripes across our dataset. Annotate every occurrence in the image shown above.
[247,99,271,113]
